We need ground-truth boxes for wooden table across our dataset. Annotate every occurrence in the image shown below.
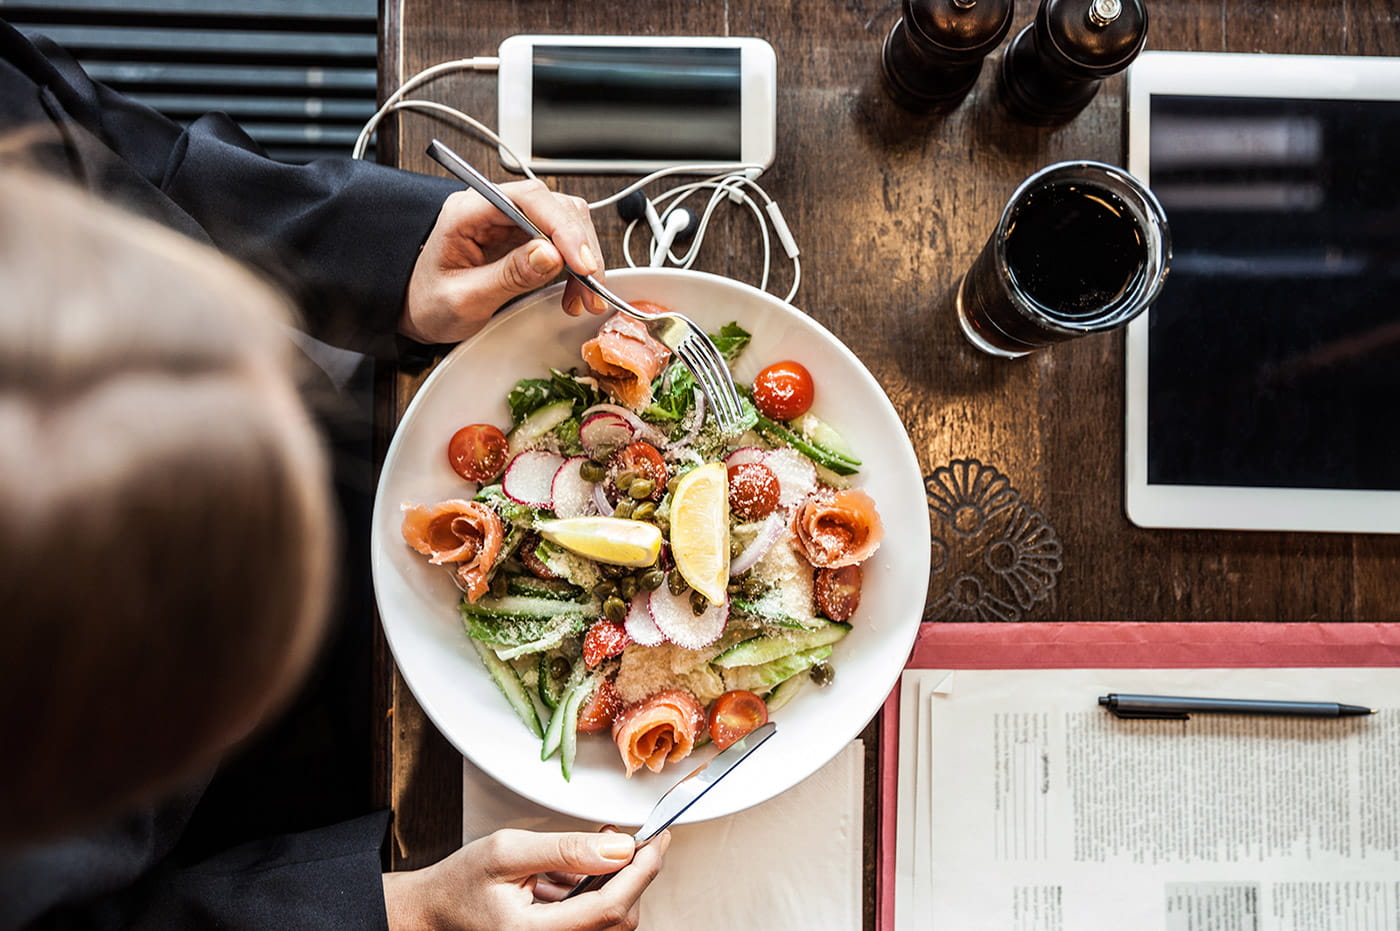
[373,1,1400,925]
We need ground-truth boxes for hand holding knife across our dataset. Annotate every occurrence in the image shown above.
[565,721,777,898]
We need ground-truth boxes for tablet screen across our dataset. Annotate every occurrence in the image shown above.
[1146,94,1400,492]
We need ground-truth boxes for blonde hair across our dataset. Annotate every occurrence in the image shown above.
[0,169,335,844]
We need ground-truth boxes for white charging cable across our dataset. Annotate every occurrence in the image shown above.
[358,60,802,304]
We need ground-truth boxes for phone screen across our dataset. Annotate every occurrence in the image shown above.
[531,45,743,161]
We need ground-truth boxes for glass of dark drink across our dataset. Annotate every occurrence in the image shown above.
[956,160,1170,357]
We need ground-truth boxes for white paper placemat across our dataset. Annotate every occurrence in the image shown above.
[463,739,865,929]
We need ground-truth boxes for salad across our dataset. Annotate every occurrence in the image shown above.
[401,304,884,781]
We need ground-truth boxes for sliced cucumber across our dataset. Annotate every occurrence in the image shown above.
[712,620,850,668]
[751,413,860,476]
[764,672,806,711]
[508,575,585,600]
[460,593,592,626]
[791,412,859,462]
[541,675,588,762]
[469,639,543,739]
[507,399,574,454]
[559,678,592,781]
[720,645,833,694]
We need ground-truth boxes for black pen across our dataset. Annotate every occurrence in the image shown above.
[1098,693,1376,721]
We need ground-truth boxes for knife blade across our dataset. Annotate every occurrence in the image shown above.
[564,721,777,898]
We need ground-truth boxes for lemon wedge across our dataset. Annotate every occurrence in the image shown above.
[536,516,662,568]
[669,461,730,604]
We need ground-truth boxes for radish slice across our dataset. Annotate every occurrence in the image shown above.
[724,446,768,467]
[648,586,728,650]
[625,594,665,646]
[550,456,593,519]
[729,510,787,577]
[765,447,819,507]
[581,403,668,446]
[591,482,615,517]
[578,411,634,458]
[502,450,564,509]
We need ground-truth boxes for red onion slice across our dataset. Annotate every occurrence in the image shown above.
[501,450,564,509]
[648,586,728,650]
[591,482,614,517]
[729,509,788,577]
[625,594,665,646]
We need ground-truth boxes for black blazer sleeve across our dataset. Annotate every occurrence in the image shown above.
[0,807,391,931]
[0,18,460,358]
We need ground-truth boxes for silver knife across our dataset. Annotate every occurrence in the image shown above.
[564,720,777,898]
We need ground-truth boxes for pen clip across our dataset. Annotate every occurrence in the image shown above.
[1108,710,1191,721]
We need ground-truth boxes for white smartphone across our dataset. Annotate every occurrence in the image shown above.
[496,35,777,175]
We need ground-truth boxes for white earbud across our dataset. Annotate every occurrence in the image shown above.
[617,191,698,267]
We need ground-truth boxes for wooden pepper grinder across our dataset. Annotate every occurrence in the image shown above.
[881,0,1015,113]
[997,0,1148,124]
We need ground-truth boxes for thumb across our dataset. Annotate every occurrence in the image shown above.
[484,829,636,880]
[486,239,563,303]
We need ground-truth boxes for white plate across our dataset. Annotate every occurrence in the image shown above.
[371,268,930,825]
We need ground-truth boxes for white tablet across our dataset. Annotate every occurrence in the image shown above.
[1124,51,1400,533]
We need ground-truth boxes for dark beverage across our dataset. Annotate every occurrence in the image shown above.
[955,161,1170,358]
[1004,182,1145,318]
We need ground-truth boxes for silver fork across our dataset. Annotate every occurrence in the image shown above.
[426,139,747,435]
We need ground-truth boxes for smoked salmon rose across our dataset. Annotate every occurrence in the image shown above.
[580,311,672,410]
[791,488,884,568]
[401,499,504,603]
[611,688,706,777]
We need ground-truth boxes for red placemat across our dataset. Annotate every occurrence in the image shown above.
[875,622,1400,931]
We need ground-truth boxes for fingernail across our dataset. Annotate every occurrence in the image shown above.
[578,243,599,275]
[656,830,673,855]
[588,293,609,314]
[566,296,585,317]
[596,834,635,861]
[527,242,557,275]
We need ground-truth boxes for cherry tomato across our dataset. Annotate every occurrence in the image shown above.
[576,678,623,734]
[448,423,509,483]
[727,461,780,521]
[814,564,863,621]
[752,361,815,422]
[707,690,769,750]
[608,441,668,501]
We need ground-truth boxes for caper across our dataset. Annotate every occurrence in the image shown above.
[613,499,635,519]
[809,662,835,687]
[730,539,744,558]
[592,580,619,599]
[615,470,637,493]
[690,591,709,615]
[628,478,655,500]
[667,570,687,595]
[550,656,571,680]
[600,562,625,579]
[633,501,656,521]
[740,576,766,599]
[667,475,682,493]
[489,573,509,598]
[640,568,666,592]
[618,576,639,600]
[580,460,607,483]
[604,595,628,623]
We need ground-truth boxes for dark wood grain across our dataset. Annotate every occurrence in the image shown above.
[376,0,1400,919]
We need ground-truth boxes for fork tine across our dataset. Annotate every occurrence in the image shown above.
[675,340,739,433]
[679,335,740,420]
